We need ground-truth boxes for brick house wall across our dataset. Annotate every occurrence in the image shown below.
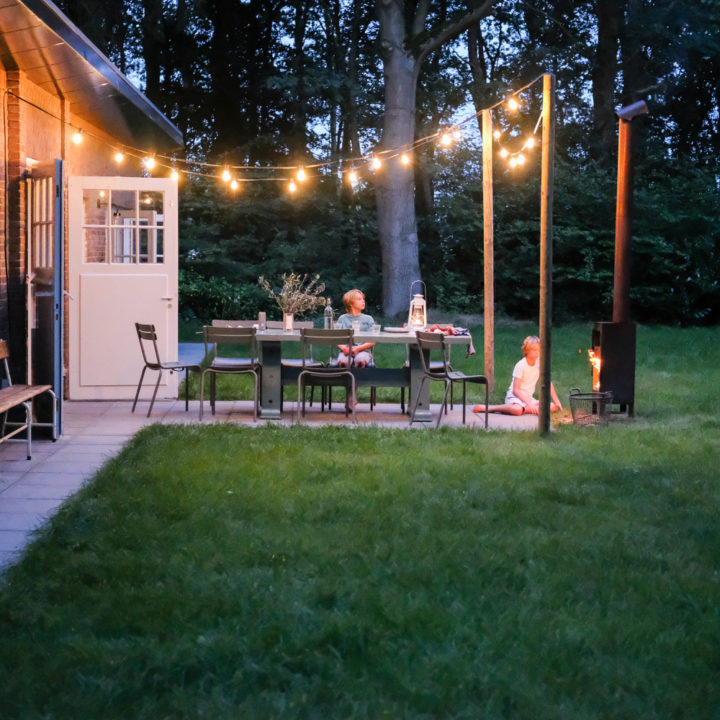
[0,65,147,386]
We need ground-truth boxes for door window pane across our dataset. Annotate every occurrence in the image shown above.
[112,225,136,263]
[111,191,136,225]
[82,189,109,225]
[83,228,108,263]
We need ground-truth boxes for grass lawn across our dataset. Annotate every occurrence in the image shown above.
[1,325,719,718]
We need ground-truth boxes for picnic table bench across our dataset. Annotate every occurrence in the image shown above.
[1,340,57,459]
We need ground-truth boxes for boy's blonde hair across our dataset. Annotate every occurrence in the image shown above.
[521,335,540,355]
[342,289,364,312]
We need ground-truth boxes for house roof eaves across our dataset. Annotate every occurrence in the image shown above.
[18,0,183,150]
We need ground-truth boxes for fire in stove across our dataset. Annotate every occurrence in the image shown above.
[588,349,601,391]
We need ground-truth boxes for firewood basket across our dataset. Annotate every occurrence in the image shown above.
[569,388,613,426]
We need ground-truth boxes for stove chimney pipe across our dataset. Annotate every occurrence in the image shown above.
[613,101,648,323]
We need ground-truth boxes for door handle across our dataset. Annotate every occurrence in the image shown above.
[160,296,174,301]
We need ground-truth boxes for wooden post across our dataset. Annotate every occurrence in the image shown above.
[482,108,494,391]
[538,73,555,436]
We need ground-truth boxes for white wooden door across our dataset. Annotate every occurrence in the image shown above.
[68,177,178,400]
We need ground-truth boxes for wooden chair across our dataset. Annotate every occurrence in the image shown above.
[410,331,488,428]
[199,325,261,421]
[132,323,200,417]
[296,328,356,423]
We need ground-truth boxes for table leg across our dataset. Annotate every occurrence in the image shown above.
[408,345,432,422]
[259,341,282,419]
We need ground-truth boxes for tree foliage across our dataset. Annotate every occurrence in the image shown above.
[56,0,720,324]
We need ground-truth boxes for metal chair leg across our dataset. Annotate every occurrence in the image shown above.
[148,370,163,417]
[437,381,451,428]
[132,365,148,413]
[199,370,208,420]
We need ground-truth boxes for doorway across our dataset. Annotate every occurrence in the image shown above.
[68,176,178,400]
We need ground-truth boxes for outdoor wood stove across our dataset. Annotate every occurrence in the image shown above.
[590,321,635,415]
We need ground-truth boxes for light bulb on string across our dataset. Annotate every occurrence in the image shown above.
[288,180,297,193]
[400,153,411,166]
[499,147,509,159]
[221,168,231,182]
[524,136,536,149]
[143,157,156,170]
[439,131,452,147]
[72,130,83,145]
[347,170,358,184]
[507,96,519,111]
[114,151,124,163]
[170,169,179,181]
[370,156,382,170]
[493,129,501,141]
[297,167,307,182]
[517,154,526,165]
[509,157,518,168]
[230,179,239,191]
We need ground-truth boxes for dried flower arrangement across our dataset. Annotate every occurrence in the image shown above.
[258,273,326,316]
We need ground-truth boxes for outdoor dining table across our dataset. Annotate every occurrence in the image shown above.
[255,328,473,422]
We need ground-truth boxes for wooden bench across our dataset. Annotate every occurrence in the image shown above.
[1,340,57,459]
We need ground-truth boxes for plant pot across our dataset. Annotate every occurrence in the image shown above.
[283,312,294,333]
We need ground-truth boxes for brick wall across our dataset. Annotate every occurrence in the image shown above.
[0,65,149,390]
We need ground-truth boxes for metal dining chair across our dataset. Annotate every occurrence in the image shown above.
[410,330,488,428]
[265,320,323,410]
[132,322,200,417]
[296,328,357,423]
[199,325,261,421]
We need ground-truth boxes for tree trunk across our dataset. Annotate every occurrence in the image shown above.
[591,0,622,159]
[374,0,496,314]
[376,0,421,315]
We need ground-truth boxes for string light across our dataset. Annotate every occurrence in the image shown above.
[230,179,239,191]
[62,75,549,187]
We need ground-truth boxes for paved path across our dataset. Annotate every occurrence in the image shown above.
[1,342,537,574]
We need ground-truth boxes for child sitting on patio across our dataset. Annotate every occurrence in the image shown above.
[473,335,563,416]
[335,288,376,368]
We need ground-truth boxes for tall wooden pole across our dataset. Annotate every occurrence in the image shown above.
[538,73,555,435]
[482,109,495,391]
